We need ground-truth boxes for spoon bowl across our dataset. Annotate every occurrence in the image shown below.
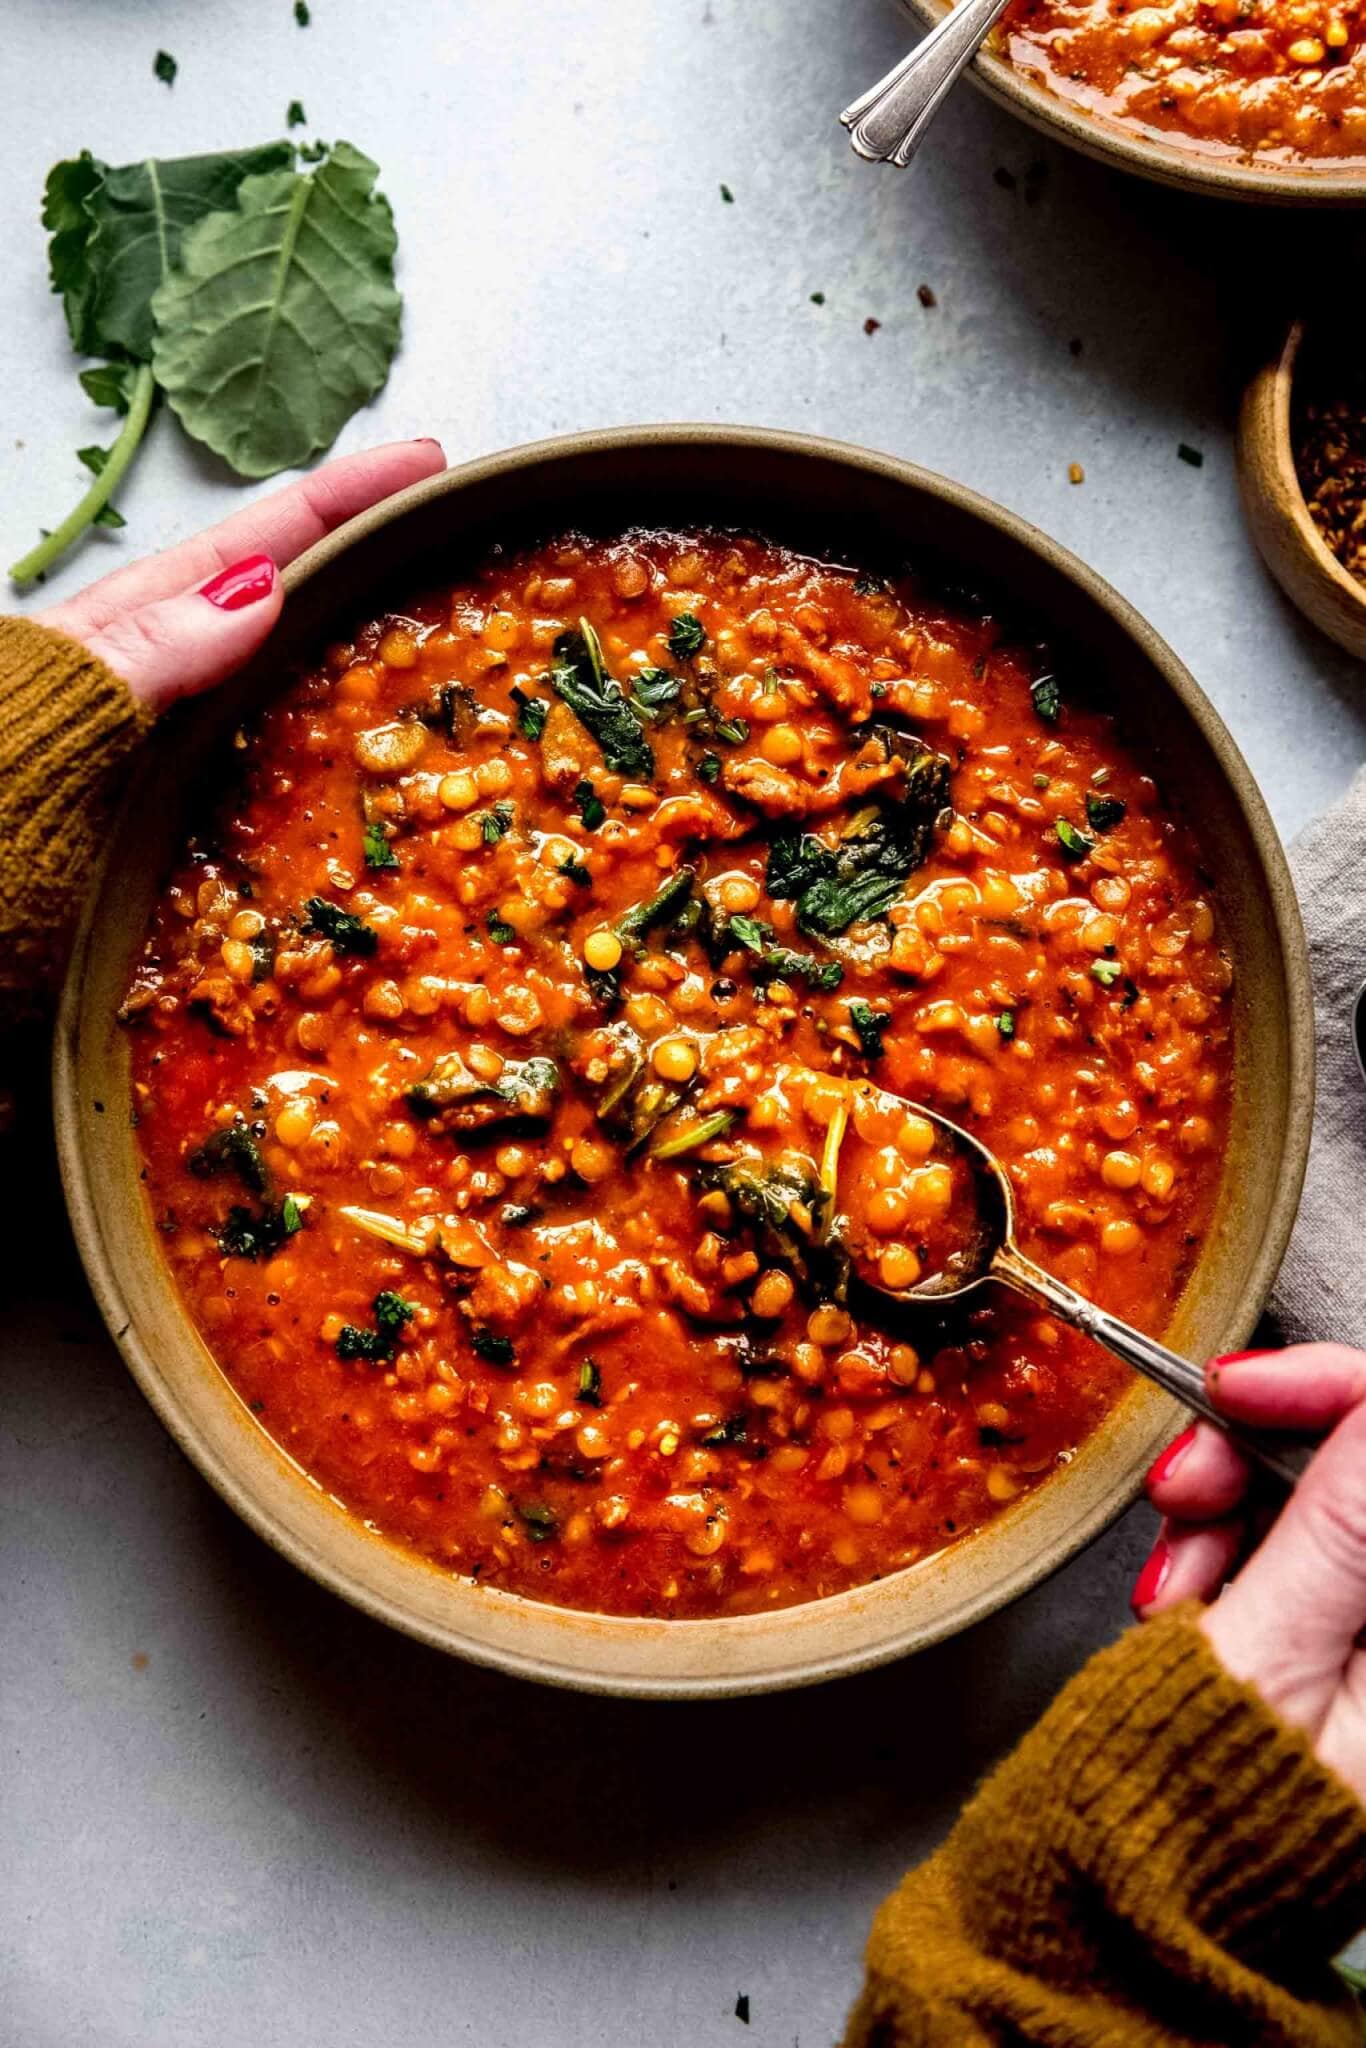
[823,1079,1316,1488]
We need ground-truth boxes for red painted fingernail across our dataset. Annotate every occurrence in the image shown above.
[1146,1425,1196,1493]
[201,554,276,611]
[1131,1536,1172,1616]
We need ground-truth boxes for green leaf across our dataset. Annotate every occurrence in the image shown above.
[1031,675,1062,724]
[154,50,178,86]
[151,141,402,479]
[472,1328,516,1367]
[549,626,654,780]
[511,688,548,740]
[847,999,889,1059]
[79,361,139,413]
[575,779,605,831]
[81,144,296,362]
[43,153,104,353]
[668,612,706,659]
[295,0,311,21]
[696,751,721,784]
[362,819,398,870]
[486,911,516,945]
[1085,791,1127,834]
[1091,957,1123,987]
[303,895,378,953]
[1055,818,1094,862]
[480,800,514,844]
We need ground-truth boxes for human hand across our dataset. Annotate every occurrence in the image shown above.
[1135,1344,1366,1803]
[34,438,446,709]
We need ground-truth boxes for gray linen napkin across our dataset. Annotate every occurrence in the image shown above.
[1268,765,1366,1349]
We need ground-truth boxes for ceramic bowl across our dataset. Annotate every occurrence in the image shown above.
[55,426,1314,1697]
[894,0,1366,203]
[1238,318,1366,661]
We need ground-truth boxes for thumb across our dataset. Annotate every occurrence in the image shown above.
[82,553,283,711]
[1202,1395,1366,1736]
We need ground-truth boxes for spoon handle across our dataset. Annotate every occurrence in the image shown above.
[840,0,1014,166]
[990,1243,1316,1489]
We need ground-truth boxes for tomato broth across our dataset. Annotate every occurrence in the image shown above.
[125,529,1233,1618]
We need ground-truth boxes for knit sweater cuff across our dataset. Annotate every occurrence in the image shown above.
[957,1605,1366,1975]
[0,615,150,999]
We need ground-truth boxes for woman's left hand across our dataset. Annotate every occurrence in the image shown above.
[34,438,446,707]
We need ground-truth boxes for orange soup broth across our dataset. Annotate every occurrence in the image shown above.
[126,528,1233,1618]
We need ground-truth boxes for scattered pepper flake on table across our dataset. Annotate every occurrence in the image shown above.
[719,182,734,203]
[917,283,937,309]
[1068,462,1085,485]
[863,316,881,335]
[734,1994,750,2024]
[1177,444,1204,469]
[153,50,177,85]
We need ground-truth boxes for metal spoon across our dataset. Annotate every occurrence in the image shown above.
[829,1081,1316,1488]
[840,0,1013,167]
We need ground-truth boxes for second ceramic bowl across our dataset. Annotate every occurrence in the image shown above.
[55,426,1313,1696]
[894,0,1366,203]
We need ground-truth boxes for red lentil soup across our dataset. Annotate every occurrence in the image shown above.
[125,529,1233,1619]
[997,0,1366,162]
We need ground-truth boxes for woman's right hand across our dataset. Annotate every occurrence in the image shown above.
[1136,1344,1366,1804]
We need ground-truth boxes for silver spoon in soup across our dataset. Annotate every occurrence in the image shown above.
[816,1078,1315,1488]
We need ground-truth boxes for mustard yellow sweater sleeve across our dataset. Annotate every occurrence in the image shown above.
[0,614,149,1024]
[844,1607,1366,2048]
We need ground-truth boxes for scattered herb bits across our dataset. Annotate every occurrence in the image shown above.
[1031,675,1062,724]
[1055,819,1094,861]
[154,50,178,86]
[668,612,706,659]
[1085,791,1127,834]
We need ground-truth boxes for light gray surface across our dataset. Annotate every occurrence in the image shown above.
[3,3,1364,2045]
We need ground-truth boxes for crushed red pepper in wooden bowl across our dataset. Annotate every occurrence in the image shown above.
[1294,353,1366,584]
[998,0,1366,162]
[123,529,1234,1619]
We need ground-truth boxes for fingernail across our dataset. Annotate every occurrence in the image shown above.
[1146,1425,1196,1493]
[1131,1536,1172,1617]
[201,554,276,611]
[417,437,444,449]
[1208,1347,1273,1384]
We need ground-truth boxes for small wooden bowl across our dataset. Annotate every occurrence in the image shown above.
[1237,320,1366,661]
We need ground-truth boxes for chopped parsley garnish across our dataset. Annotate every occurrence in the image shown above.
[1055,819,1094,862]
[559,854,591,887]
[575,778,606,830]
[996,1008,1016,1040]
[304,896,378,954]
[189,1117,268,1193]
[472,1327,516,1367]
[696,751,722,783]
[667,611,706,659]
[1085,791,1127,834]
[154,50,178,85]
[848,999,890,1059]
[511,687,549,740]
[362,819,399,870]
[1031,675,1062,724]
[336,1289,415,1362]
[486,910,516,945]
[480,799,515,844]
[578,1359,603,1406]
[713,715,750,746]
[216,1198,305,1260]
[1091,957,1124,987]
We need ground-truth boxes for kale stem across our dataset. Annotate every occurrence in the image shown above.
[9,363,156,587]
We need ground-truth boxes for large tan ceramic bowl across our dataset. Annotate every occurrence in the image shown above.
[894,0,1366,203]
[55,426,1313,1697]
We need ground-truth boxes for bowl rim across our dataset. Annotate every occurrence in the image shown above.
[1265,319,1366,612]
[53,422,1315,1696]
[894,0,1366,203]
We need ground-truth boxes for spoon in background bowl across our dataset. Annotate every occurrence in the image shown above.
[821,1079,1317,1488]
[840,0,1013,166]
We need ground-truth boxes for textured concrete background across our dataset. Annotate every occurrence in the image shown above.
[3,3,1364,2044]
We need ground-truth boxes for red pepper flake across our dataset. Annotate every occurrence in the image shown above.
[863,317,881,336]
[917,283,937,308]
